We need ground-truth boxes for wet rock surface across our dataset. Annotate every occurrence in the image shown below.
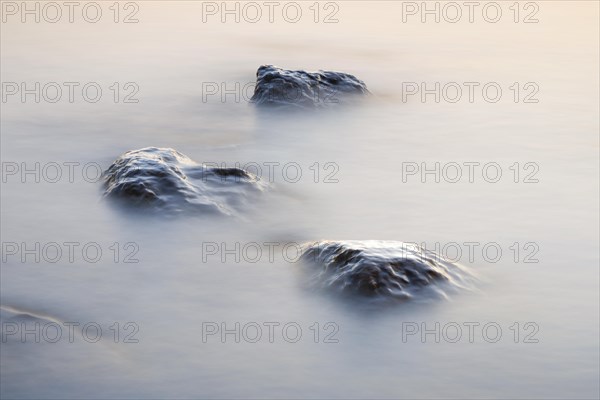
[250,65,369,109]
[301,240,471,301]
[103,147,265,215]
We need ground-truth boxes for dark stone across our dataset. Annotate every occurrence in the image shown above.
[250,65,369,109]
[102,147,265,215]
[300,241,470,300]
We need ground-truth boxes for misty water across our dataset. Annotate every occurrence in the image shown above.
[1,2,599,399]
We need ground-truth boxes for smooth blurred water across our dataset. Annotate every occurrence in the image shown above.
[1,1,599,399]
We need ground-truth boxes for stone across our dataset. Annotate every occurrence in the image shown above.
[301,240,471,300]
[250,65,369,109]
[102,147,265,215]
